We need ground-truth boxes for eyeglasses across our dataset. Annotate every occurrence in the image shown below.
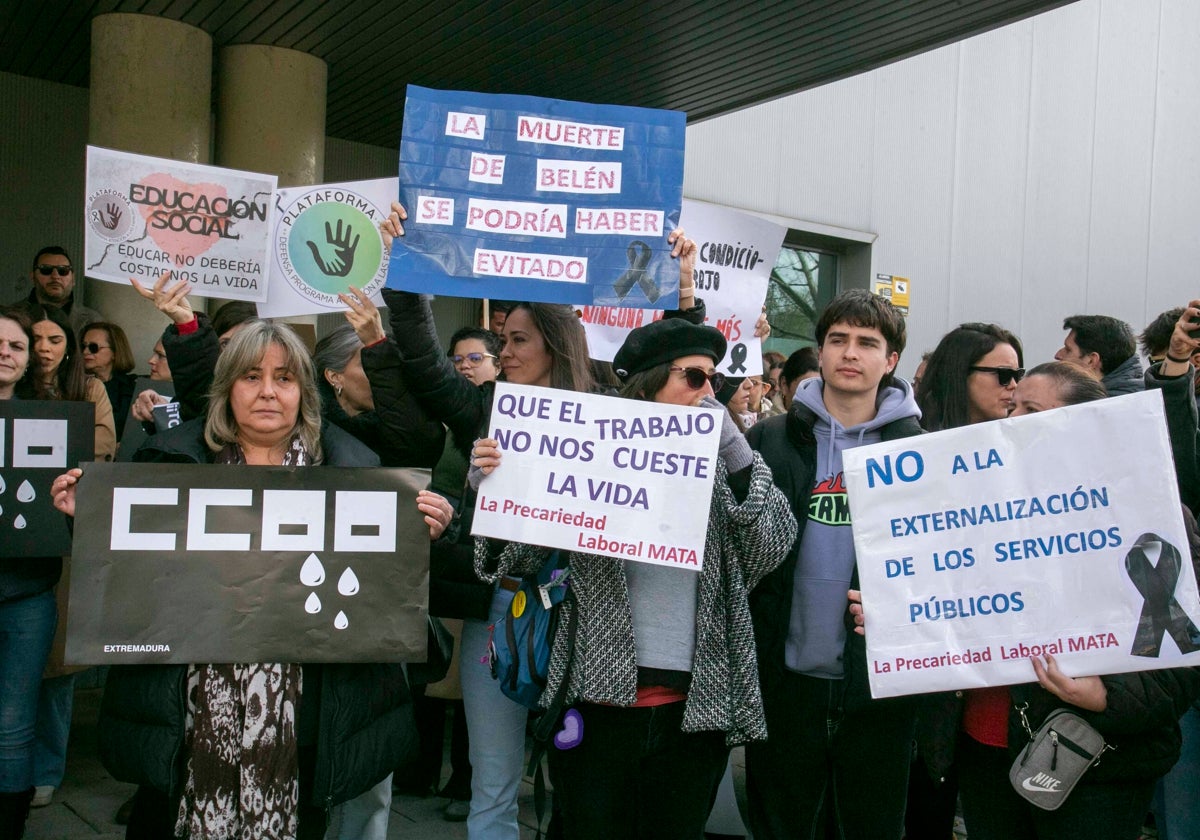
[82,342,111,354]
[451,352,496,365]
[969,366,1025,386]
[36,265,72,277]
[669,366,725,392]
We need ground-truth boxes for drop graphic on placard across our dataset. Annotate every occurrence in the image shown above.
[338,567,360,596]
[13,515,26,529]
[334,611,349,630]
[16,481,35,503]
[299,553,325,586]
[0,475,6,493]
[305,592,322,614]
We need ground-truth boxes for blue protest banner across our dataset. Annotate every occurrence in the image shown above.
[387,86,686,308]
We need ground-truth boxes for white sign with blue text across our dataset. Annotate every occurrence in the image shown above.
[844,390,1200,699]
[471,383,723,570]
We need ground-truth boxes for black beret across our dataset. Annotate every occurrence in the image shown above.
[612,318,727,380]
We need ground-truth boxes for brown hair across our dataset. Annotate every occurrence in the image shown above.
[82,321,136,374]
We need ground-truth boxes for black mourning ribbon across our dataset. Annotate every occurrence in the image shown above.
[612,241,658,302]
[727,343,748,374]
[1125,532,1200,657]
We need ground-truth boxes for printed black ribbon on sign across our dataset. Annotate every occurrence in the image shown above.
[612,240,658,303]
[1124,532,1200,657]
[67,462,430,664]
[727,342,748,374]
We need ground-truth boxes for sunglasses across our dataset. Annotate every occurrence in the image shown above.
[451,352,496,365]
[36,265,72,277]
[970,366,1025,386]
[82,342,111,354]
[669,365,725,392]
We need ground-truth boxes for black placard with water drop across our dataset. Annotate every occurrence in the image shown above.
[67,462,429,664]
[0,401,95,558]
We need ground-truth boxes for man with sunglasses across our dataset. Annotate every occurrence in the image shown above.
[10,246,103,338]
[744,289,924,840]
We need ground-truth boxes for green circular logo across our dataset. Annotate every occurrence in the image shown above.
[285,198,384,295]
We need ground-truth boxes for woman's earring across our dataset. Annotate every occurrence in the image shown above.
[336,384,343,397]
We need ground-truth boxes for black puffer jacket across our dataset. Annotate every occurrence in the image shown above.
[97,419,418,808]
[1146,362,1200,515]
[1007,666,1200,783]
[381,289,495,459]
[160,316,219,424]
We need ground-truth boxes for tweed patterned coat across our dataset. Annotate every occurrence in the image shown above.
[475,451,797,746]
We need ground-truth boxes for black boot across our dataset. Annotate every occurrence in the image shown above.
[0,788,34,840]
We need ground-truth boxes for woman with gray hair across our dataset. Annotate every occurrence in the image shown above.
[312,317,445,471]
[53,320,418,840]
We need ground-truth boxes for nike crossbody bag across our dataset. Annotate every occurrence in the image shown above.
[1010,704,1111,810]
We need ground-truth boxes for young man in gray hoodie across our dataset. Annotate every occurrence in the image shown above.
[745,289,923,840]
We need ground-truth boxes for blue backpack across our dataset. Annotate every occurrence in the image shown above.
[488,551,573,710]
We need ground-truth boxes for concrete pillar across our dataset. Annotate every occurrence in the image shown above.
[218,45,327,334]
[87,13,212,373]
[217,45,327,188]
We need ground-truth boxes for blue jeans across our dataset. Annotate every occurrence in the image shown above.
[461,587,529,840]
[1154,702,1200,840]
[0,591,57,792]
[33,673,75,788]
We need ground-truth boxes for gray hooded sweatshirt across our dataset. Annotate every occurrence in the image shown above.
[784,377,922,678]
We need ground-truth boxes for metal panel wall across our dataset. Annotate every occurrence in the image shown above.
[1146,0,1200,319]
[1020,1,1100,354]
[867,47,959,362]
[684,0,1200,374]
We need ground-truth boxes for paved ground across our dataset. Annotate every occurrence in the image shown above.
[24,683,752,839]
[25,685,503,839]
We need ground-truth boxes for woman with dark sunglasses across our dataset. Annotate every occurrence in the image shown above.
[80,321,138,442]
[916,322,1025,431]
[906,321,1024,838]
[470,317,797,840]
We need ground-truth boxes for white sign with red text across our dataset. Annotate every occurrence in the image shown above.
[471,384,722,570]
[844,391,1200,698]
[580,200,785,377]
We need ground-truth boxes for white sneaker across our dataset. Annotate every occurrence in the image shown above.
[30,786,54,808]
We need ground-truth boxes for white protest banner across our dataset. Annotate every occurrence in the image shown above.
[844,391,1200,698]
[259,178,395,318]
[471,383,722,569]
[84,146,276,303]
[68,462,430,664]
[580,200,785,377]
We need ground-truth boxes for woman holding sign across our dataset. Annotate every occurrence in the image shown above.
[852,362,1200,840]
[0,307,56,837]
[471,318,797,840]
[378,201,714,839]
[380,285,595,840]
[907,322,1025,836]
[52,320,416,840]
